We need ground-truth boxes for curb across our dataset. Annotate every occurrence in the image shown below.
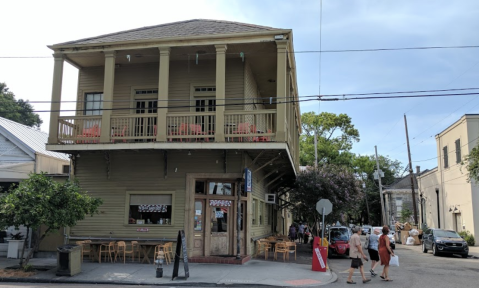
[0,270,339,288]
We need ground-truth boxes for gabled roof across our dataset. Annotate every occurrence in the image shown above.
[54,19,284,46]
[383,170,429,192]
[0,117,69,160]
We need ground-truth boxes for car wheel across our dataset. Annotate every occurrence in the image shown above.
[432,244,439,256]
[462,254,468,258]
[422,242,428,253]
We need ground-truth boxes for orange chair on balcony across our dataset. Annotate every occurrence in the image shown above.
[189,124,209,142]
[170,123,189,142]
[232,123,250,142]
[77,124,100,144]
[112,125,127,143]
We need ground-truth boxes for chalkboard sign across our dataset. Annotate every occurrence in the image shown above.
[172,230,189,280]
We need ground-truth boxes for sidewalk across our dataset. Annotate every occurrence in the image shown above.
[0,254,337,287]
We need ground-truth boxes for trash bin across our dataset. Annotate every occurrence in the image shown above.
[56,244,81,276]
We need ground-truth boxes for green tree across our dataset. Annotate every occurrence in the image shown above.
[0,174,103,268]
[0,82,42,128]
[400,204,413,223]
[352,155,403,226]
[462,144,479,183]
[300,112,359,167]
[288,164,363,234]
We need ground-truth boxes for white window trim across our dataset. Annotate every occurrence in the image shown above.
[130,86,159,114]
[124,191,175,226]
[189,83,216,112]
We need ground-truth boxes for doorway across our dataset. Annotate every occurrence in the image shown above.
[454,213,462,233]
[210,206,230,255]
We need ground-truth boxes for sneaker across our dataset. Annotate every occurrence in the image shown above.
[370,270,377,277]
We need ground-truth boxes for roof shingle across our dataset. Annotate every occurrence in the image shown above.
[55,19,283,46]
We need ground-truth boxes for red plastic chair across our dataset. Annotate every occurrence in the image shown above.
[189,124,209,142]
[232,123,250,142]
[170,123,189,142]
[78,124,100,143]
[112,125,127,143]
[256,129,272,142]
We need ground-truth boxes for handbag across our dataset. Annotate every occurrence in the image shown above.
[389,255,399,267]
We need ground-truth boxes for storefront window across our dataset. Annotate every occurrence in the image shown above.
[195,181,206,194]
[208,182,233,195]
[252,199,257,225]
[211,207,228,232]
[129,194,172,225]
[259,201,264,225]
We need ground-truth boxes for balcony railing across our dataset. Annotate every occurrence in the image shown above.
[224,110,276,142]
[166,112,216,142]
[58,116,102,144]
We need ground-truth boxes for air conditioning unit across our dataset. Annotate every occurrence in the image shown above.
[265,194,276,204]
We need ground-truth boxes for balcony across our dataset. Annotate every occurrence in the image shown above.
[56,110,276,144]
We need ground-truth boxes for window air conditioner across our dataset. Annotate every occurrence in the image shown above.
[265,194,276,204]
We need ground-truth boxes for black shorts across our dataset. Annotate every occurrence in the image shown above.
[350,257,363,269]
[368,249,379,261]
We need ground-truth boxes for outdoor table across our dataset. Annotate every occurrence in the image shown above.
[138,242,164,264]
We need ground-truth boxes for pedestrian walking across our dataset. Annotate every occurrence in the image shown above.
[367,228,381,276]
[289,224,297,242]
[379,225,395,282]
[298,222,305,244]
[346,226,371,284]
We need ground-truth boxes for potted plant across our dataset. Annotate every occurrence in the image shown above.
[7,232,24,259]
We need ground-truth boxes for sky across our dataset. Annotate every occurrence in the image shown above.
[1,0,478,172]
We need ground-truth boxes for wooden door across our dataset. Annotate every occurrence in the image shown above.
[210,206,230,255]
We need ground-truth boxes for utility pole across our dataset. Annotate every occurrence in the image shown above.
[375,146,387,226]
[314,133,318,169]
[404,114,418,225]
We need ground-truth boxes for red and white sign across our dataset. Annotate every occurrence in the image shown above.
[137,228,149,232]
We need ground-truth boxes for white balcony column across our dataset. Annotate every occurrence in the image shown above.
[275,40,288,142]
[157,47,170,142]
[47,53,65,144]
[215,44,227,142]
[100,51,116,143]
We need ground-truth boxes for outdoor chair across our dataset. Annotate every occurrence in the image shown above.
[99,241,116,263]
[115,241,136,263]
[255,239,271,260]
[274,242,288,262]
[232,123,250,142]
[112,125,127,143]
[189,124,209,142]
[170,123,189,142]
[285,241,297,260]
[256,129,272,142]
[130,241,141,262]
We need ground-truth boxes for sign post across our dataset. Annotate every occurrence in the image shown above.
[316,199,332,247]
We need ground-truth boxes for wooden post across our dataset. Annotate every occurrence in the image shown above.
[48,53,64,144]
[100,51,116,143]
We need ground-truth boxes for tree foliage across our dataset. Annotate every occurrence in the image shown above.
[300,112,359,167]
[462,144,479,183]
[289,164,363,232]
[0,174,103,267]
[0,82,42,128]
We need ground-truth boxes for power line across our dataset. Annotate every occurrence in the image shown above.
[2,45,479,59]
[413,135,479,163]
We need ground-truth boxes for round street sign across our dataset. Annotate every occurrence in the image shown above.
[316,199,332,215]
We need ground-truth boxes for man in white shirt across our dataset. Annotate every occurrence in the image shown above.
[347,226,371,284]
[298,222,305,244]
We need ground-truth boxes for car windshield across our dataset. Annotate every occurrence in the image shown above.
[434,230,460,238]
[330,229,349,241]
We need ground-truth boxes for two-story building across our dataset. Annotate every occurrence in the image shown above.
[45,19,301,259]
[417,114,479,244]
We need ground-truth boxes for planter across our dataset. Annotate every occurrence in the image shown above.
[7,240,25,259]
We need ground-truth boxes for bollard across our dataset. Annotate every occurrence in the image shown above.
[155,250,165,278]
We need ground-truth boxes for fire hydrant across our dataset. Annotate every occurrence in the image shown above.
[155,250,165,278]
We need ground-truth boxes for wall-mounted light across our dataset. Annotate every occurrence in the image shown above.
[454,207,458,212]
[274,35,284,40]
[188,150,191,156]
[449,208,452,212]
[175,168,177,172]
[76,153,80,158]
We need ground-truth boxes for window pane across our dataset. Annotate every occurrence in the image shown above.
[211,207,228,232]
[194,201,203,231]
[259,202,263,225]
[130,194,172,205]
[195,181,205,194]
[208,182,233,195]
[252,199,256,225]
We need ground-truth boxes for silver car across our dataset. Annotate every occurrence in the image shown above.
[370,226,396,249]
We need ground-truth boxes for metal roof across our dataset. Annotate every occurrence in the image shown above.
[53,19,283,46]
[0,117,69,160]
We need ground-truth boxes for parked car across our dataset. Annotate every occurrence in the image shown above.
[327,226,350,258]
[362,225,372,235]
[422,228,468,258]
[371,226,396,249]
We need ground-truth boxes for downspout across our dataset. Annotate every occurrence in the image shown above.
[64,155,73,244]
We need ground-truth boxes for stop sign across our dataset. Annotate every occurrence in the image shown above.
[316,199,332,215]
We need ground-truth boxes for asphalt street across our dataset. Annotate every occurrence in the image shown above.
[328,236,478,288]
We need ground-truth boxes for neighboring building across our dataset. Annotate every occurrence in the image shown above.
[383,167,426,226]
[0,116,70,190]
[45,19,300,259]
[0,117,70,256]
[417,114,479,244]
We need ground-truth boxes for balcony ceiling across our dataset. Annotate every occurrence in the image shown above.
[66,42,278,100]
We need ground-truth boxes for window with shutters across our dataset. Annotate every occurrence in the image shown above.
[126,192,174,225]
[455,139,461,164]
[443,146,448,168]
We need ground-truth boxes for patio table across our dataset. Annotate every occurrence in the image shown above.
[138,242,164,264]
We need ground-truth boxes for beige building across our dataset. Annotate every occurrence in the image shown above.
[45,19,300,260]
[417,114,479,244]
